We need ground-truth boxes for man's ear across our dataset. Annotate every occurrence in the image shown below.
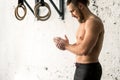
[78,3,84,10]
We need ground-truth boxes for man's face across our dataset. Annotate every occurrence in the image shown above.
[67,3,84,23]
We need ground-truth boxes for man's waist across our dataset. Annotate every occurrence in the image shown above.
[76,56,99,64]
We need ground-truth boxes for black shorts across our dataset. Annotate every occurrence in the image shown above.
[74,62,102,80]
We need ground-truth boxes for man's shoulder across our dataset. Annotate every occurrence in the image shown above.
[85,16,104,32]
[85,16,103,27]
[87,16,102,24]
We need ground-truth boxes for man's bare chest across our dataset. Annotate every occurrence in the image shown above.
[76,25,85,41]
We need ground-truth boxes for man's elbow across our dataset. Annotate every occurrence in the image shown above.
[77,49,89,56]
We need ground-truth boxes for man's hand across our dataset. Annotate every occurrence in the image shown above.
[53,35,69,50]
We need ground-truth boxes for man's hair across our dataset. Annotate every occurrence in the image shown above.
[67,0,90,6]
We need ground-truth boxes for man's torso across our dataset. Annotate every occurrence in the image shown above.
[76,15,104,63]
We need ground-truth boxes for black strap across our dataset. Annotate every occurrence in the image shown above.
[40,0,45,6]
[18,0,24,5]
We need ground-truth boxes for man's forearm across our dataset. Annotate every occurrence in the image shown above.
[65,43,84,55]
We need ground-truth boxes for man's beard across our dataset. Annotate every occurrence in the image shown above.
[78,9,85,23]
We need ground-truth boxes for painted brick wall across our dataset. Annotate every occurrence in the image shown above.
[89,0,120,80]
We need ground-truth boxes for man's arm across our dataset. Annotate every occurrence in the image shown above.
[65,19,101,55]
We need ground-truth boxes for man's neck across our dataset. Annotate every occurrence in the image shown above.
[83,7,93,21]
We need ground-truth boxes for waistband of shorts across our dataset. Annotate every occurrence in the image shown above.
[75,62,101,68]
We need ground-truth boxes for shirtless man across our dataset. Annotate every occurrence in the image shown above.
[53,0,104,80]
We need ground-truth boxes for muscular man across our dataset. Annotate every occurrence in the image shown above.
[53,0,104,80]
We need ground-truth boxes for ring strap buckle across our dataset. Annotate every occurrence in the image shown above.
[41,0,45,6]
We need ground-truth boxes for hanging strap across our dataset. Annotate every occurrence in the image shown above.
[18,0,24,5]
[40,0,45,6]
[15,0,27,20]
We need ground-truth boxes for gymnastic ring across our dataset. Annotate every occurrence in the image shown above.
[15,4,27,20]
[34,2,51,21]
[34,2,49,18]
